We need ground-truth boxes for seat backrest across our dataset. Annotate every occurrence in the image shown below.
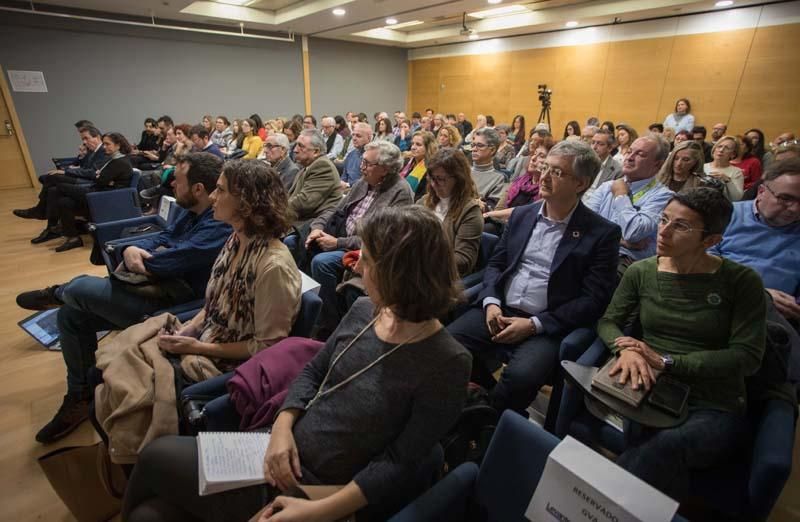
[130,168,142,189]
[289,290,323,338]
[476,233,500,270]
[86,188,143,223]
[475,410,559,519]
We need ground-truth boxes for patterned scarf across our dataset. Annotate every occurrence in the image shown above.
[402,159,427,192]
[505,171,540,206]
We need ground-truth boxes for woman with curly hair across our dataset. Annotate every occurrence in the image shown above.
[156,160,302,372]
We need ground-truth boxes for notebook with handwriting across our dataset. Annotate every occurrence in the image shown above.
[197,431,271,496]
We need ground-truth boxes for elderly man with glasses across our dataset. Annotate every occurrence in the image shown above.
[264,133,299,188]
[448,140,621,415]
[305,140,413,339]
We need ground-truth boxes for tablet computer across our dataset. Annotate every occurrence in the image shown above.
[18,309,109,351]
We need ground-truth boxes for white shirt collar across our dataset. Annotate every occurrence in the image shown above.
[538,200,578,225]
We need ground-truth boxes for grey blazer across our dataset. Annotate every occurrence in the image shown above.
[596,156,623,185]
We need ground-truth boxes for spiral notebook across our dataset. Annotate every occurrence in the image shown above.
[197,431,271,496]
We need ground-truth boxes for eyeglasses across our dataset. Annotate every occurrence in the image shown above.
[539,163,569,179]
[472,142,489,150]
[361,158,381,168]
[264,143,283,150]
[658,214,707,234]
[763,183,800,207]
[429,174,451,184]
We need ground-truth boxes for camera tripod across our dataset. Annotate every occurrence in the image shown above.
[537,102,551,130]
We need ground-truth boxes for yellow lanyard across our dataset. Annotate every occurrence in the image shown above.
[630,177,658,204]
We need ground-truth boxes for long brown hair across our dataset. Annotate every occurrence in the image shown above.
[422,147,479,221]
[222,160,289,239]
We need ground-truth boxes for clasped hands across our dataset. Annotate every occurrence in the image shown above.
[609,336,665,391]
[305,229,338,252]
[485,304,535,344]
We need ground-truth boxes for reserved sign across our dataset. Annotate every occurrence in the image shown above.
[525,436,678,522]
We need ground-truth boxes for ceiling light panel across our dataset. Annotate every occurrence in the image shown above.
[384,20,424,30]
[468,4,530,19]
[215,0,252,5]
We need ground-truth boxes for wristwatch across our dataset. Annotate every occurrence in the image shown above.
[661,354,674,372]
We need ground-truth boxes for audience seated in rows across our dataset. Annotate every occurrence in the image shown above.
[612,124,637,163]
[123,206,472,522]
[597,188,766,503]
[657,140,724,194]
[18,152,232,444]
[321,116,345,160]
[731,134,763,192]
[449,140,621,415]
[663,97,695,134]
[189,125,224,159]
[240,118,264,160]
[210,116,232,150]
[307,140,413,338]
[587,133,674,277]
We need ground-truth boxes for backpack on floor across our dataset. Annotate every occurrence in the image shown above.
[440,382,499,474]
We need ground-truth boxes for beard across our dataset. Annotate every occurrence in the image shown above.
[175,190,198,210]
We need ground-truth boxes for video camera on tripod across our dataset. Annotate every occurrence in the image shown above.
[537,84,552,128]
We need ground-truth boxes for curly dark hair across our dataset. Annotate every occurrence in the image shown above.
[102,132,132,154]
[668,187,733,237]
[222,160,289,239]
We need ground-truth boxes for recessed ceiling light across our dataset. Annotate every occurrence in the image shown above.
[565,21,579,28]
[332,8,346,16]
[215,0,252,5]
[488,0,503,4]
[385,18,398,25]
[715,0,734,6]
[469,33,480,40]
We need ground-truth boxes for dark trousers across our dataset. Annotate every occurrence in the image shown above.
[57,275,190,397]
[616,409,749,502]
[448,306,562,414]
[123,436,269,522]
[35,174,86,214]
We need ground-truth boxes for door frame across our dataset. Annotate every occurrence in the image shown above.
[0,65,37,188]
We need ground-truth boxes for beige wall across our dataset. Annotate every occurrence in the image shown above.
[409,23,800,141]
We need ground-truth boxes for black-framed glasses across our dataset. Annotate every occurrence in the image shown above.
[763,183,800,207]
[472,142,489,150]
[429,174,451,184]
[658,214,707,234]
[361,158,381,168]
[264,143,283,150]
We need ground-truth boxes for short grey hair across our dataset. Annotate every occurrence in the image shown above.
[642,132,671,162]
[321,116,335,127]
[300,129,326,155]
[269,132,290,149]
[475,127,501,151]
[354,122,373,138]
[594,128,616,146]
[364,140,403,175]
[548,140,601,193]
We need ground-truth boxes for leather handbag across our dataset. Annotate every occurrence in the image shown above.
[37,441,127,522]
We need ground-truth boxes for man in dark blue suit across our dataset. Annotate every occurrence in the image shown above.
[448,140,621,414]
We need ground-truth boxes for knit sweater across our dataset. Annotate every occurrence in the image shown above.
[598,257,766,414]
[471,163,507,210]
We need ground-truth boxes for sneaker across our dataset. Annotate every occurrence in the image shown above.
[16,285,62,310]
[31,228,61,244]
[35,394,90,444]
[55,236,84,252]
[139,186,164,200]
[13,207,45,220]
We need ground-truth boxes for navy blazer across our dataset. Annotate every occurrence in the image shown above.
[477,200,621,336]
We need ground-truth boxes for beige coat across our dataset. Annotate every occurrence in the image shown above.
[94,314,218,464]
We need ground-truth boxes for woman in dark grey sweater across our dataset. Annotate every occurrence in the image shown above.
[123,206,472,522]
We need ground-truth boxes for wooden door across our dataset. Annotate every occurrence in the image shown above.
[0,68,34,189]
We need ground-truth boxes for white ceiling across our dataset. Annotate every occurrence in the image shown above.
[7,0,769,47]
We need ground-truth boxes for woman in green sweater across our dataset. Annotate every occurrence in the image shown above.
[597,187,766,502]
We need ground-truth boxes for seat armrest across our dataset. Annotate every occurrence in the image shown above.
[92,215,163,248]
[387,463,478,522]
[748,398,797,519]
[86,188,143,224]
[144,299,205,322]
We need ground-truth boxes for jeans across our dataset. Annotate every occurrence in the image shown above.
[57,275,183,396]
[181,373,241,431]
[616,409,749,502]
[448,306,562,414]
[310,250,346,333]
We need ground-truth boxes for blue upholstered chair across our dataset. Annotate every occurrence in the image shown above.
[84,168,143,224]
[555,336,796,521]
[389,410,688,522]
[461,233,500,290]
